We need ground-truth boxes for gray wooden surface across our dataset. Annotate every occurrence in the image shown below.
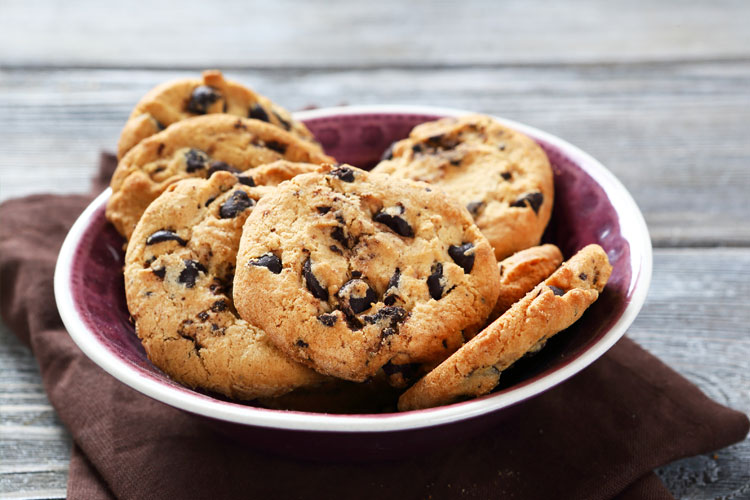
[1,1,749,499]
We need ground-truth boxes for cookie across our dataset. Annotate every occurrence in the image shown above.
[489,244,563,322]
[117,69,320,158]
[233,164,501,382]
[372,114,554,260]
[124,171,327,400]
[398,244,612,411]
[106,114,333,240]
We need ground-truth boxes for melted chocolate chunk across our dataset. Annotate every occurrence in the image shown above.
[272,110,292,131]
[219,190,254,218]
[317,313,337,327]
[178,260,206,288]
[427,262,444,300]
[152,267,166,279]
[381,142,396,161]
[187,85,221,114]
[185,149,209,173]
[549,285,565,296]
[510,192,544,214]
[249,253,282,274]
[146,229,187,246]
[237,175,255,187]
[338,279,378,316]
[265,140,287,154]
[329,166,355,182]
[466,201,484,217]
[363,306,408,336]
[448,242,475,273]
[303,258,328,301]
[211,299,228,312]
[207,161,240,176]
[383,268,401,305]
[296,339,309,348]
[373,206,413,237]
[248,103,270,122]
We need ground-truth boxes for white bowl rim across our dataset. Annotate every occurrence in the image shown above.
[54,104,653,433]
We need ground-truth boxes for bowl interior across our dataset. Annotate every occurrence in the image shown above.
[67,109,639,423]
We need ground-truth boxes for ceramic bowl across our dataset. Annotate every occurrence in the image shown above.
[54,105,652,459]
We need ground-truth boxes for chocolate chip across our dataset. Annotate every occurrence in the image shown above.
[154,119,165,131]
[187,85,221,114]
[448,242,475,273]
[249,253,282,274]
[549,286,565,296]
[197,311,209,321]
[338,279,378,315]
[219,190,254,218]
[466,201,484,217]
[329,166,355,182]
[381,142,396,161]
[207,161,240,176]
[373,205,413,237]
[427,262,444,300]
[152,267,166,279]
[272,110,292,131]
[383,268,401,305]
[211,299,228,312]
[205,197,216,207]
[303,258,328,301]
[351,271,362,278]
[331,226,347,245]
[501,172,512,180]
[510,192,544,214]
[329,245,342,254]
[146,229,187,246]
[248,103,270,122]
[296,339,309,348]
[265,140,287,154]
[178,260,206,288]
[412,144,423,154]
[237,175,255,187]
[363,306,408,334]
[579,273,588,281]
[185,149,209,173]
[317,314,337,327]
[315,206,331,215]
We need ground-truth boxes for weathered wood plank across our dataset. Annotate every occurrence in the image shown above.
[1,0,750,67]
[1,63,749,246]
[1,249,749,498]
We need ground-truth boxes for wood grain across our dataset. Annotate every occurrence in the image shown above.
[1,249,749,499]
[1,62,749,247]
[1,0,750,67]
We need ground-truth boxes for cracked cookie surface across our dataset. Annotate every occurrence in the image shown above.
[398,244,612,411]
[107,114,333,240]
[117,69,321,158]
[233,164,501,381]
[372,114,554,260]
[124,172,326,400]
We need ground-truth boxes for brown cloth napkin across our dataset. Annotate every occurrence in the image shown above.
[1,153,748,500]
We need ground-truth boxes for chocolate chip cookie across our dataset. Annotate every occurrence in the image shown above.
[117,70,320,158]
[372,114,554,260]
[398,244,612,411]
[124,171,327,400]
[107,114,333,240]
[233,164,501,381]
[490,244,563,321]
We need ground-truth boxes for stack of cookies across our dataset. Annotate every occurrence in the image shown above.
[107,71,612,412]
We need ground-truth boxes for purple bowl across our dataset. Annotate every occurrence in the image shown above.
[54,105,652,460]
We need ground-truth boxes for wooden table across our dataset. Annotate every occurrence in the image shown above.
[1,1,749,498]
